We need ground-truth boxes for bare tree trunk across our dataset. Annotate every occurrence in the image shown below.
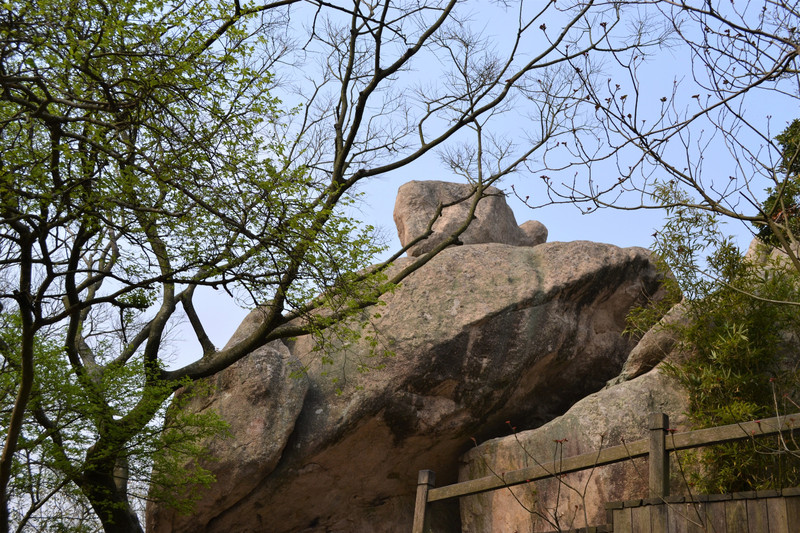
[0,235,35,533]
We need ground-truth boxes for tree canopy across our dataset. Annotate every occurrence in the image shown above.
[536,0,800,266]
[4,0,800,529]
[551,0,800,494]
[0,0,366,528]
[0,0,651,531]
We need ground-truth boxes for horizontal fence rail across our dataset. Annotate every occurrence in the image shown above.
[412,411,800,533]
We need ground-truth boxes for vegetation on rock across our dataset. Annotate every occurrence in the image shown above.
[629,122,800,493]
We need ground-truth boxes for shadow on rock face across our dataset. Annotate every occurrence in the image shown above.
[147,182,669,533]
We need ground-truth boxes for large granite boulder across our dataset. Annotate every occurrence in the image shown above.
[148,239,665,533]
[459,365,690,532]
[146,312,309,533]
[458,308,692,533]
[394,180,547,256]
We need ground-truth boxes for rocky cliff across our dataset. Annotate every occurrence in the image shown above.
[146,181,677,533]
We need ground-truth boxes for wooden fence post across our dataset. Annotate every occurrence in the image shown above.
[649,412,669,499]
[412,470,435,533]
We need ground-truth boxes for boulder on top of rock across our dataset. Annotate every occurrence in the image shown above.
[147,239,665,533]
[393,180,547,256]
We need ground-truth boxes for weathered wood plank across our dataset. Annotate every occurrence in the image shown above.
[651,503,668,533]
[615,506,632,533]
[784,496,800,532]
[650,414,670,499]
[766,496,788,533]
[746,498,768,533]
[631,504,650,533]
[705,501,727,533]
[683,502,707,533]
[666,413,800,452]
[724,499,747,533]
[666,502,689,533]
[412,470,435,533]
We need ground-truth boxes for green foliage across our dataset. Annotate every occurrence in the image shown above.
[0,312,230,530]
[776,120,800,177]
[631,183,800,493]
[147,381,231,516]
[0,0,384,529]
[623,253,681,340]
[1,0,381,311]
[755,119,800,246]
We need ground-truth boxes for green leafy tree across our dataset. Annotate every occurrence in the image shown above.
[528,0,800,491]
[630,180,800,493]
[757,119,800,246]
[0,0,648,531]
[0,0,386,530]
[0,315,228,531]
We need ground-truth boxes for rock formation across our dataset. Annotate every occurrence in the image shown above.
[146,181,671,533]
[147,314,309,531]
[393,180,547,256]
[605,302,687,387]
[459,362,690,532]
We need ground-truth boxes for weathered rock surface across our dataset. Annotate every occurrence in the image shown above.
[393,180,547,256]
[459,365,690,532]
[746,236,800,269]
[148,239,665,533]
[146,311,308,533]
[606,302,687,386]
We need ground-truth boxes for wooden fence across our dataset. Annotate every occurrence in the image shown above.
[605,488,800,533]
[412,411,800,533]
